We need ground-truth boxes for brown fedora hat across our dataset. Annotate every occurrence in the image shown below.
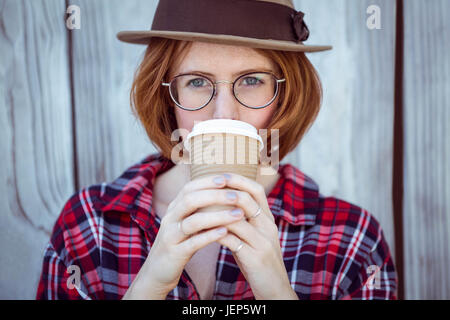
[116,0,332,52]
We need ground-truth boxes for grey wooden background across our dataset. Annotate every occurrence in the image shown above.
[0,0,448,299]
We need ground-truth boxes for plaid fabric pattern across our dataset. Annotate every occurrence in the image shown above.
[36,153,397,300]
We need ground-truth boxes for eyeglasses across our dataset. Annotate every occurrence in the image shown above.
[162,72,285,111]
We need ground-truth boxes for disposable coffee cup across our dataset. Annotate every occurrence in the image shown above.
[184,119,264,212]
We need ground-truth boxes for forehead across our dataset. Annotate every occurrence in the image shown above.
[172,42,277,75]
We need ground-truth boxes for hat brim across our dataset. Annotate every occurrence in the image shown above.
[117,30,332,52]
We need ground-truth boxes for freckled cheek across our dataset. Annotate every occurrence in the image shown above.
[240,106,276,130]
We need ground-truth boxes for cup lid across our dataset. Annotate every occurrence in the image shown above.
[184,119,264,151]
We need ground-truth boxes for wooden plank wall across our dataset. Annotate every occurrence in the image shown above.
[0,0,448,299]
[403,0,450,300]
[68,0,158,189]
[0,0,73,298]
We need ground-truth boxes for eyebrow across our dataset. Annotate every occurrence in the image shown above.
[178,68,276,77]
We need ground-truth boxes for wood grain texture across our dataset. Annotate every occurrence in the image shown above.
[68,0,159,189]
[0,0,73,298]
[403,0,450,299]
[285,0,397,261]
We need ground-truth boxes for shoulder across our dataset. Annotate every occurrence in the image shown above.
[278,164,397,298]
[316,195,385,252]
[48,153,171,260]
[278,163,390,261]
[316,195,387,262]
[314,196,397,298]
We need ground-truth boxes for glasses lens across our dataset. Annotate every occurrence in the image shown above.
[170,75,213,110]
[234,73,278,108]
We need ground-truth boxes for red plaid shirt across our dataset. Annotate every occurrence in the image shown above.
[36,153,397,300]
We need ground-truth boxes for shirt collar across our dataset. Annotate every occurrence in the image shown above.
[98,153,320,235]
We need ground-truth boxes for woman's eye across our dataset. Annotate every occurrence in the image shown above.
[242,76,262,86]
[188,78,206,87]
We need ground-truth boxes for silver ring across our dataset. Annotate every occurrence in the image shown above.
[234,241,244,253]
[178,221,188,236]
[251,207,262,219]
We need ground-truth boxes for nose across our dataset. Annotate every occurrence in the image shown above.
[211,81,239,120]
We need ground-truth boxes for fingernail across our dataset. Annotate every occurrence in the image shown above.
[213,176,225,185]
[230,208,242,217]
[226,191,237,201]
[216,227,227,235]
[223,173,231,181]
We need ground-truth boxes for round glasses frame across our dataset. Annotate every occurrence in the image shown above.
[161,72,286,111]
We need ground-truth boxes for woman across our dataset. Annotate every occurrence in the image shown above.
[36,0,397,300]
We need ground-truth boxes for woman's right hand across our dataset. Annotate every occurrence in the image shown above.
[122,174,245,299]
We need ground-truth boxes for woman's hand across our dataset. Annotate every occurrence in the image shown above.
[123,174,247,300]
[216,173,299,300]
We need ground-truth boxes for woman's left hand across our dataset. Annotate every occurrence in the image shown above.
[216,173,299,300]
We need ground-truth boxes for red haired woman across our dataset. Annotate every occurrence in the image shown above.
[37,0,397,300]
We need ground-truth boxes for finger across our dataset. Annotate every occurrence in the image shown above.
[165,174,229,220]
[177,227,228,257]
[225,219,262,250]
[222,173,274,222]
[227,190,264,222]
[170,188,245,221]
[181,208,245,236]
[181,174,228,196]
[223,173,267,207]
[216,233,251,256]
[219,190,273,230]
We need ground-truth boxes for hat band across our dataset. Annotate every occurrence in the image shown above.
[151,0,309,43]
